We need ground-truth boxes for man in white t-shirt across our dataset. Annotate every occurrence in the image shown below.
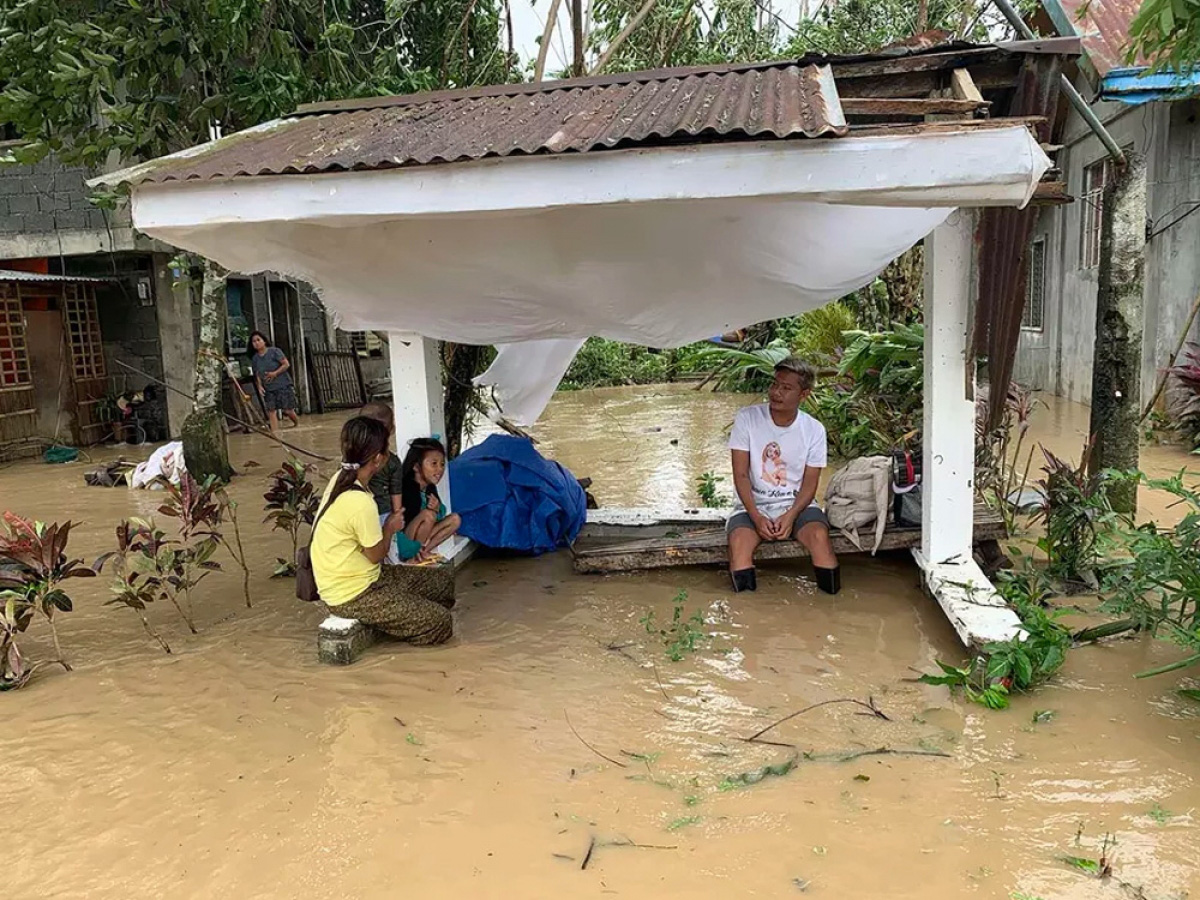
[726,357,840,595]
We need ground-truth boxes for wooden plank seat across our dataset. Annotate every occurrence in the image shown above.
[571,504,1006,574]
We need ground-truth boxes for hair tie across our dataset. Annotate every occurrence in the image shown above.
[340,461,360,472]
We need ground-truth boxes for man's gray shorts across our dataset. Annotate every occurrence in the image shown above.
[726,506,830,537]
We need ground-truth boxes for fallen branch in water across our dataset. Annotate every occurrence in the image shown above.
[651,663,671,702]
[604,640,639,664]
[745,697,890,743]
[606,838,678,851]
[581,835,597,870]
[803,746,952,763]
[566,711,628,768]
[1072,619,1138,644]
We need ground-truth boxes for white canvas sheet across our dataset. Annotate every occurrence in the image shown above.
[127,128,1050,423]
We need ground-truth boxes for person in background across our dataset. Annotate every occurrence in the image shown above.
[360,401,405,523]
[726,357,841,595]
[310,416,453,644]
[249,330,299,435]
[396,437,462,562]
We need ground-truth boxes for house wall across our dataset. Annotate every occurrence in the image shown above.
[1143,99,1200,411]
[1014,90,1200,411]
[0,155,150,257]
[3,155,335,427]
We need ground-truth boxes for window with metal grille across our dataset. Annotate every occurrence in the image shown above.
[63,285,106,381]
[1023,239,1046,331]
[0,284,32,388]
[348,330,382,356]
[1080,157,1114,269]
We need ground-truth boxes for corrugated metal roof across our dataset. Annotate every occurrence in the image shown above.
[102,63,847,186]
[0,269,112,284]
[1042,0,1142,77]
[1042,0,1199,104]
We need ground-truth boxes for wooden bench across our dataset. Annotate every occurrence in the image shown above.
[571,504,1006,574]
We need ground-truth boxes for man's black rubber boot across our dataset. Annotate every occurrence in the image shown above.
[814,565,841,595]
[731,568,757,593]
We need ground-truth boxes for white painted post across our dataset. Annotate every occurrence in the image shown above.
[387,331,475,567]
[914,210,1022,649]
[387,331,450,508]
[921,210,976,566]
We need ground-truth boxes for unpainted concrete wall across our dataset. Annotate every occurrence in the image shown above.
[1014,89,1200,410]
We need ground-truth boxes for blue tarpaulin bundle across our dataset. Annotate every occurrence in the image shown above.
[448,435,587,554]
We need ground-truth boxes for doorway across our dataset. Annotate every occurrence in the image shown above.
[24,309,73,440]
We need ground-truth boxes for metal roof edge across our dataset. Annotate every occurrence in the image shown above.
[0,269,114,284]
[1100,67,1200,104]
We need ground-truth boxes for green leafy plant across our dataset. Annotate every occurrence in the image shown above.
[96,515,218,639]
[1033,446,1111,589]
[1098,471,1200,677]
[0,512,96,682]
[920,563,1071,710]
[696,471,728,508]
[1127,0,1200,73]
[686,339,793,392]
[96,520,174,654]
[640,590,710,662]
[159,474,224,623]
[263,458,318,577]
[559,339,671,390]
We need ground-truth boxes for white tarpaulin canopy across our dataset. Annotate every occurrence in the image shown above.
[127,126,1049,422]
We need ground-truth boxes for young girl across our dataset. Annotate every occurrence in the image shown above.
[397,438,461,562]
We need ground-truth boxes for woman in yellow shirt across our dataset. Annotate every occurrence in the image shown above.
[311,416,454,644]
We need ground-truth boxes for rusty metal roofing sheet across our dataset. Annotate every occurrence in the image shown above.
[106,63,847,186]
[0,269,111,284]
[1042,0,1141,76]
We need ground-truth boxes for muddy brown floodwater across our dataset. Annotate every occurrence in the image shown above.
[4,385,1200,899]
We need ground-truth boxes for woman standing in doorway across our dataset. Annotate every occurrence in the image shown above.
[249,330,299,435]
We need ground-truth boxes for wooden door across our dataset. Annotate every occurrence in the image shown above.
[63,285,108,445]
[23,309,73,439]
[0,283,36,458]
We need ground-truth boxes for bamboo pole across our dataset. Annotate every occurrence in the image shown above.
[590,0,659,75]
[571,0,585,76]
[1140,287,1200,423]
[534,0,564,81]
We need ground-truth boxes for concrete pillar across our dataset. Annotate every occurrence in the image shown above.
[1088,154,1146,514]
[153,254,197,438]
[388,332,453,514]
[920,210,977,565]
[914,210,1022,649]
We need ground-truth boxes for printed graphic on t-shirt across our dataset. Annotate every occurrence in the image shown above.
[761,441,788,487]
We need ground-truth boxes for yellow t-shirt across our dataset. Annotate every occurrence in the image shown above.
[311,477,383,607]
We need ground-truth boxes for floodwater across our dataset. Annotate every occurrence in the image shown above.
[3,385,1200,900]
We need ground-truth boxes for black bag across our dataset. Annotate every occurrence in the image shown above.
[891,449,923,528]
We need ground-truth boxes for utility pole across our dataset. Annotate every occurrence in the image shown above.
[572,0,585,77]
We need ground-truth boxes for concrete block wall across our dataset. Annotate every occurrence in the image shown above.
[0,156,136,258]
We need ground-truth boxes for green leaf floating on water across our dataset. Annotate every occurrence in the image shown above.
[1178,688,1200,703]
[667,815,701,831]
[1059,855,1100,875]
